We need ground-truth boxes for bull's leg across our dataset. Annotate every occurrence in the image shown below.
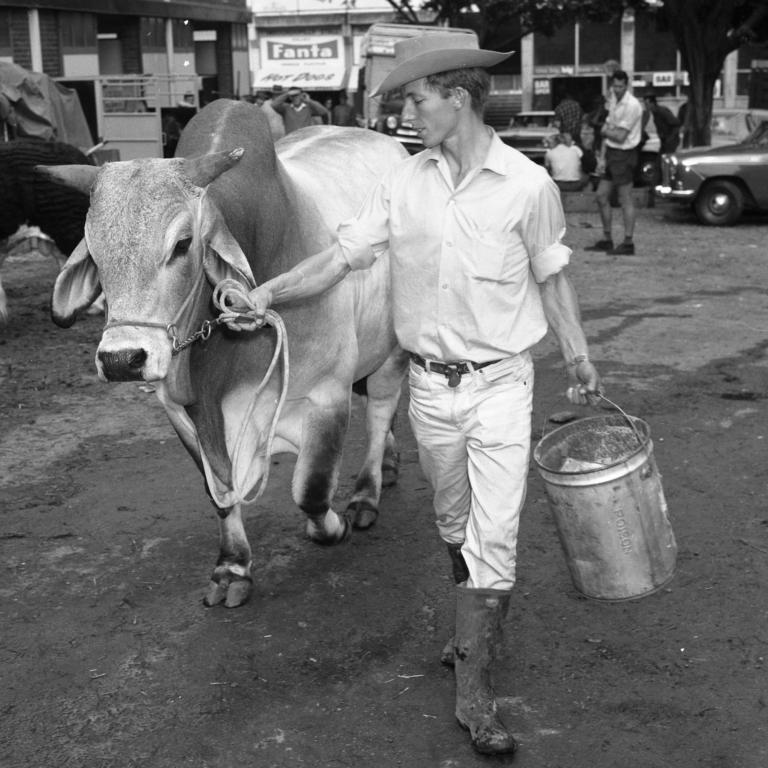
[204,501,253,608]
[294,405,351,545]
[347,349,408,529]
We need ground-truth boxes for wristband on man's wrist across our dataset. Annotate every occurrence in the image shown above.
[566,354,589,368]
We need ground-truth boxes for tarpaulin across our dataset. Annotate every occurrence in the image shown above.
[0,62,94,150]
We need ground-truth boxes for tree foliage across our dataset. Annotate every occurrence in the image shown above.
[382,0,768,145]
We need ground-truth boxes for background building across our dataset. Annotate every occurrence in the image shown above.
[0,0,251,157]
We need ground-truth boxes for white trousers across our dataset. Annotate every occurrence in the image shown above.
[407,353,534,591]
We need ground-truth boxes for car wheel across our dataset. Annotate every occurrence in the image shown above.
[694,180,744,226]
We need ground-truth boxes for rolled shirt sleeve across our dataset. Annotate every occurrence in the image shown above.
[522,176,572,282]
[336,174,392,271]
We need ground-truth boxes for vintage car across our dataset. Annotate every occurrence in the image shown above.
[654,118,768,226]
[494,110,559,164]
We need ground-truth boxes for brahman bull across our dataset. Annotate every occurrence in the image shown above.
[44,99,409,608]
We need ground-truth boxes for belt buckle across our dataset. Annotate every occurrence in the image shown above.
[445,364,461,388]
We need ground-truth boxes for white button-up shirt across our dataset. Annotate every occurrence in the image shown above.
[605,91,643,150]
[337,132,571,362]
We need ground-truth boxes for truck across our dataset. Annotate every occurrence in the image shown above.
[359,23,478,154]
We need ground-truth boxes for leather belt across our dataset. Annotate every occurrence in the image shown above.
[410,353,502,388]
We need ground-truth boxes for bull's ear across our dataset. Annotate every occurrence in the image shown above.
[51,238,102,327]
[198,194,255,289]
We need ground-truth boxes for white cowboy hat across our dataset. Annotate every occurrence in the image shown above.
[371,32,514,97]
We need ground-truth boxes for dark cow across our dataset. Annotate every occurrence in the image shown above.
[43,99,409,607]
[0,139,93,323]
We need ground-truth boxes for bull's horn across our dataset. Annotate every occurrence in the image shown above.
[182,148,245,188]
[35,164,99,194]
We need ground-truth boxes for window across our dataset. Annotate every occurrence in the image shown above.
[0,10,10,54]
[173,19,193,50]
[578,20,620,67]
[232,24,248,51]
[60,12,97,52]
[634,12,677,71]
[142,17,165,52]
[535,23,575,67]
[737,42,768,97]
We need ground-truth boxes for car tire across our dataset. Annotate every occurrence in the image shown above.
[694,180,744,226]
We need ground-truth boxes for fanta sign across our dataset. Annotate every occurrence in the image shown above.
[255,35,348,90]
[266,39,339,61]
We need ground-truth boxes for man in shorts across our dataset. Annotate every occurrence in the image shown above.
[584,70,643,255]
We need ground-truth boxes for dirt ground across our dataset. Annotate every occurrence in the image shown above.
[1,200,767,768]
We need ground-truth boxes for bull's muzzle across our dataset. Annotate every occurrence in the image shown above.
[98,348,148,381]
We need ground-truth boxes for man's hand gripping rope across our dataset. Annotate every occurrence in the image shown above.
[213,279,274,332]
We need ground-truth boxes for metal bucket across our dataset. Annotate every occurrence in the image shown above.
[533,412,677,601]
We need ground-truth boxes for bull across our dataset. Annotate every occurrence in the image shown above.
[43,99,409,608]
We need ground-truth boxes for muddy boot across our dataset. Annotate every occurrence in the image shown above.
[441,543,469,666]
[453,585,517,755]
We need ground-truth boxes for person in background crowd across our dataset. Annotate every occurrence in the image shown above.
[252,89,286,141]
[545,131,587,191]
[677,94,692,148]
[642,91,681,154]
[271,88,330,134]
[320,98,334,125]
[584,69,643,256]
[331,91,359,127]
[554,91,584,147]
[221,31,601,756]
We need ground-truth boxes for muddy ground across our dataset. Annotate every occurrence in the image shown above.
[1,201,767,768]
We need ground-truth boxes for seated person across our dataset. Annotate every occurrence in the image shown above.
[544,131,588,192]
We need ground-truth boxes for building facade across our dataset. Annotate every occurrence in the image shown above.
[248,4,767,122]
[0,0,251,156]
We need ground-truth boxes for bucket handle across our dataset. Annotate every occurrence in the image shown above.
[595,392,645,447]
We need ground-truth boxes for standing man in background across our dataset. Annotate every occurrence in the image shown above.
[271,88,330,133]
[642,91,680,154]
[584,70,643,256]
[331,91,359,127]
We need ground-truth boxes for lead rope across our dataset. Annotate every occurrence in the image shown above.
[211,279,290,506]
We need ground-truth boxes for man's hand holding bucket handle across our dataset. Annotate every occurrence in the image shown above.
[566,355,602,406]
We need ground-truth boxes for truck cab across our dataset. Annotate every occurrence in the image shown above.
[360,23,478,154]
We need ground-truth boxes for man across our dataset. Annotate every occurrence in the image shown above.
[271,87,330,133]
[584,70,643,256]
[642,91,680,154]
[223,33,601,755]
[554,91,583,146]
[253,89,286,141]
[331,91,359,127]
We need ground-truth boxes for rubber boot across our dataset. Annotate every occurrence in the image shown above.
[441,543,469,666]
[453,585,517,755]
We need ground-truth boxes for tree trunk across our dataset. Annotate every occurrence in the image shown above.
[659,0,743,146]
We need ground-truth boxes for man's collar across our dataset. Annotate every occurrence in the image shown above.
[422,128,507,175]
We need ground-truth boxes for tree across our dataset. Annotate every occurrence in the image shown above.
[381,0,768,146]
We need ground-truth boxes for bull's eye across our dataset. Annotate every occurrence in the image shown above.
[172,237,193,259]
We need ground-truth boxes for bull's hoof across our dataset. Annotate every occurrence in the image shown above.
[347,500,379,530]
[204,580,228,607]
[203,575,252,608]
[381,456,400,488]
[306,510,351,546]
[440,635,455,667]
